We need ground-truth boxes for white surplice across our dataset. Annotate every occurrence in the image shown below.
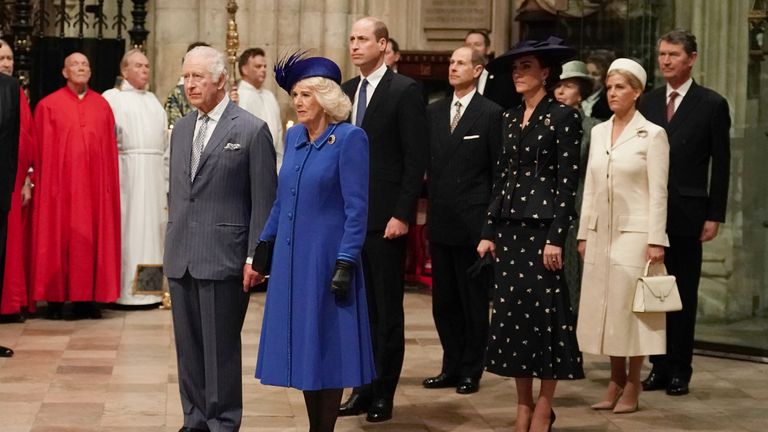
[237,80,284,170]
[103,82,168,305]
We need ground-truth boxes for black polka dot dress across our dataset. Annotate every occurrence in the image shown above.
[482,98,585,380]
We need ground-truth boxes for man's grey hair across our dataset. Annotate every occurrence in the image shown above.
[185,46,228,81]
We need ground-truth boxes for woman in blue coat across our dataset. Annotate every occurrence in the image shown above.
[247,53,375,432]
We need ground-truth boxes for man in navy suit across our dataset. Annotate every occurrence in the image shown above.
[422,46,502,395]
[338,16,428,423]
[639,29,731,397]
[164,46,276,431]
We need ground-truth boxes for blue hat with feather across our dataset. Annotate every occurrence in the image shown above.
[274,51,342,94]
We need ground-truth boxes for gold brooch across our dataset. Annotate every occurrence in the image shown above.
[328,135,336,144]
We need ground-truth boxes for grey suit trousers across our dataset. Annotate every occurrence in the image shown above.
[170,272,250,431]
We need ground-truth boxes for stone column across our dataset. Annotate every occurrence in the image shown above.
[152,0,201,103]
[674,0,756,320]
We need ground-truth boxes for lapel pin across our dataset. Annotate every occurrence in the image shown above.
[328,134,336,144]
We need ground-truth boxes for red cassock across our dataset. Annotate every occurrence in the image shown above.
[1,90,35,314]
[30,86,121,303]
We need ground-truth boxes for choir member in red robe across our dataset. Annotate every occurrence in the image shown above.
[30,52,121,319]
[0,39,35,320]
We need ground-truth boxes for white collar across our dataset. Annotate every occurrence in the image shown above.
[667,78,693,98]
[451,88,476,108]
[239,79,262,93]
[198,94,230,122]
[120,80,145,92]
[360,62,388,87]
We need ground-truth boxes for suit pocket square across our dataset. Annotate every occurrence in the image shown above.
[463,135,480,140]
[224,143,241,150]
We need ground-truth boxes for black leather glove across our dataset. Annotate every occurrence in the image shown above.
[251,240,274,274]
[331,259,354,302]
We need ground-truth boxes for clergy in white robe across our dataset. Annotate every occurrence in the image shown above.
[103,49,167,306]
[236,48,284,170]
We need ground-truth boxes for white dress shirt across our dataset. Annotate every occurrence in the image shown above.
[666,77,693,114]
[194,94,230,151]
[449,89,476,125]
[351,62,388,125]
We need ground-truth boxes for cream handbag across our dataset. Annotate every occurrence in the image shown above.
[632,260,682,313]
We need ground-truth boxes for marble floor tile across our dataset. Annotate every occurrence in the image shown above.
[0,291,766,431]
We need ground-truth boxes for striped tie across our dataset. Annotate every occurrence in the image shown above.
[190,115,210,181]
[450,101,462,134]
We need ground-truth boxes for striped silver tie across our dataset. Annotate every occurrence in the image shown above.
[190,115,210,181]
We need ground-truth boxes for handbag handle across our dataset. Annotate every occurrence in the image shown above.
[642,260,669,277]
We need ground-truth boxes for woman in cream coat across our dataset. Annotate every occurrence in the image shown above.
[577,59,669,414]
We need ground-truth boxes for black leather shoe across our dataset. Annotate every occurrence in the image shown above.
[0,346,13,357]
[46,303,64,320]
[366,398,392,423]
[456,377,479,394]
[422,372,459,389]
[666,377,690,396]
[338,393,371,417]
[178,427,208,432]
[641,370,668,391]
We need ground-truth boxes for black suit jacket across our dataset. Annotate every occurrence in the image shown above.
[427,93,503,246]
[342,68,428,231]
[483,98,582,246]
[0,74,20,214]
[638,81,731,236]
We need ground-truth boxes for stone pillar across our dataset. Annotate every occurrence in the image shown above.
[152,0,201,103]
[674,0,757,320]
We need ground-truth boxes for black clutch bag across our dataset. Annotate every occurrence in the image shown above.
[251,240,274,275]
[467,253,494,280]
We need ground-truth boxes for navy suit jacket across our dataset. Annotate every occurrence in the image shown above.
[164,100,277,280]
[427,93,503,246]
[638,81,731,236]
[342,68,428,230]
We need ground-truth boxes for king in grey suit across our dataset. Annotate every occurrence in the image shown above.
[164,46,277,432]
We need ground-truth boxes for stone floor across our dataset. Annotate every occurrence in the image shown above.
[0,290,766,432]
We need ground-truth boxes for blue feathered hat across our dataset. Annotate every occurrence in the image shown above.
[274,50,342,94]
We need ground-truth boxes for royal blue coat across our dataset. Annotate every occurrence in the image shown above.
[255,122,376,390]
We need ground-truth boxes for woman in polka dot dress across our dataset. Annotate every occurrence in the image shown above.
[478,37,585,432]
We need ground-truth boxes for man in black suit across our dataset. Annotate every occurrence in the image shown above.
[639,29,731,397]
[0,69,20,358]
[422,46,502,395]
[338,16,428,423]
[465,29,521,110]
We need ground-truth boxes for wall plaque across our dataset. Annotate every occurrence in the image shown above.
[422,0,492,41]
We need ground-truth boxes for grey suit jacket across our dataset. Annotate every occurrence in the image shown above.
[163,100,277,280]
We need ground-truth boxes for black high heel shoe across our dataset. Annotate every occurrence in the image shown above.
[549,409,556,431]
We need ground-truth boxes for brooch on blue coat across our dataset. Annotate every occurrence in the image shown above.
[328,135,336,144]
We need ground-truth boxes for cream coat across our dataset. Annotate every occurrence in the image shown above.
[576,110,670,357]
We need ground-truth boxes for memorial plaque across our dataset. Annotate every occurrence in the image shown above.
[422,0,492,31]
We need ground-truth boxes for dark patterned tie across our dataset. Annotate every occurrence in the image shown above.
[355,78,368,127]
[450,101,462,134]
[190,115,210,181]
[666,91,678,123]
